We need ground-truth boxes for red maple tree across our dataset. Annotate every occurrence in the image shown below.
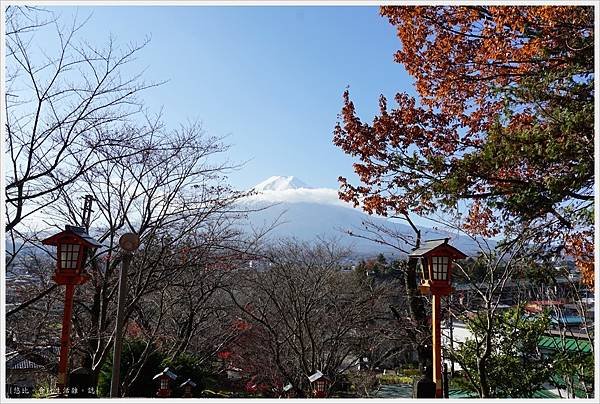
[334,6,593,284]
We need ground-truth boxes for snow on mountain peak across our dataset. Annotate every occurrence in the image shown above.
[253,176,311,192]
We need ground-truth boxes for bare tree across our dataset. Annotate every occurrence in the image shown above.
[5,110,267,395]
[3,9,278,397]
[223,239,394,397]
[341,214,432,368]
[5,6,160,246]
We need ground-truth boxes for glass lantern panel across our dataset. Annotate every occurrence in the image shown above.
[60,244,80,270]
[161,379,168,390]
[431,256,449,281]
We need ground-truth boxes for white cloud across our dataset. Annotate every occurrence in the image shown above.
[244,188,355,209]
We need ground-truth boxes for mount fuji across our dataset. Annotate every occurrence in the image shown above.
[253,176,311,192]
[241,176,482,258]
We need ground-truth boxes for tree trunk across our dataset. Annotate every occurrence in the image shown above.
[477,357,490,398]
[405,259,430,369]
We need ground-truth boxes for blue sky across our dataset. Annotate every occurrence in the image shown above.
[45,6,416,190]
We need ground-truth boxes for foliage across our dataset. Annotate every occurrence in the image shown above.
[353,254,401,281]
[346,371,379,397]
[377,373,414,385]
[97,338,166,397]
[161,353,218,397]
[400,368,421,376]
[450,307,551,398]
[549,345,594,398]
[333,6,594,284]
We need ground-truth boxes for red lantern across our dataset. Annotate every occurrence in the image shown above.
[153,367,177,397]
[409,238,466,296]
[308,371,330,398]
[180,379,196,398]
[42,225,102,285]
[409,238,466,398]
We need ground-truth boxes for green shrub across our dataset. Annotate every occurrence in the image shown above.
[402,368,421,376]
[377,374,414,385]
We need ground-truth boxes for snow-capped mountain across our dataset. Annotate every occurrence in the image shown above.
[253,175,311,192]
[242,176,484,258]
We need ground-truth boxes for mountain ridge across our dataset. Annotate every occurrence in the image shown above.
[242,176,486,257]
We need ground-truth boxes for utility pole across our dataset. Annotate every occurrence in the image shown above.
[82,195,94,231]
[110,233,140,398]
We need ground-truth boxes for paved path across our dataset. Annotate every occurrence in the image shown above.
[373,384,412,398]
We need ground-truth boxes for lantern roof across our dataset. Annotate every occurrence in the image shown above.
[409,238,466,259]
[180,378,197,388]
[308,370,330,383]
[153,367,177,381]
[42,225,103,248]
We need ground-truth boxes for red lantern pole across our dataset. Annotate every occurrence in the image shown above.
[410,239,466,399]
[432,293,443,398]
[57,283,76,394]
[42,221,102,396]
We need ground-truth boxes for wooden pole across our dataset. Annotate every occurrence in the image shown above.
[57,283,76,395]
[432,293,443,398]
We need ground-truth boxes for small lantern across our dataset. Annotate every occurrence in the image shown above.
[153,367,177,398]
[308,371,330,398]
[180,379,196,398]
[42,225,102,285]
[409,238,466,296]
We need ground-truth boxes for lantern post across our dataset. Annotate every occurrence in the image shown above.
[42,226,102,395]
[409,238,466,398]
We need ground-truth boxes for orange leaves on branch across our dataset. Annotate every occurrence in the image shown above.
[564,232,594,286]
[334,6,593,285]
[380,5,593,139]
[333,87,459,217]
[462,201,500,238]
